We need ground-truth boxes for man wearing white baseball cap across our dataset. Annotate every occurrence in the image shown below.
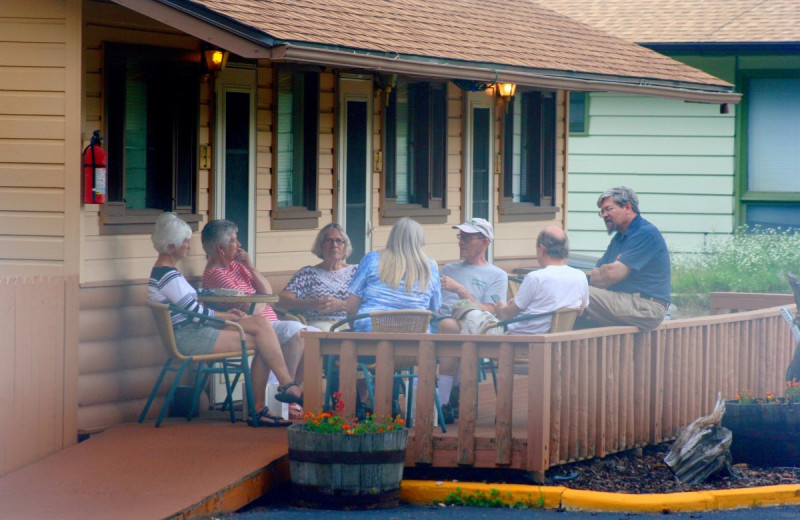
[435,218,508,421]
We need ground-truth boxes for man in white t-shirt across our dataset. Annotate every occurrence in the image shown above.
[494,226,588,334]
[435,218,507,420]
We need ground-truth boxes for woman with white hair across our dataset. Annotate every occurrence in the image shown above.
[147,212,301,427]
[278,223,358,330]
[345,217,441,331]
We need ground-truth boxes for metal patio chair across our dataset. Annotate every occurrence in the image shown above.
[140,301,258,427]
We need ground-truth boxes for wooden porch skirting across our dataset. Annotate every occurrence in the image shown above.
[302,305,796,479]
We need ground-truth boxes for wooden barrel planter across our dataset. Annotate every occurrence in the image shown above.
[721,400,800,466]
[286,424,409,509]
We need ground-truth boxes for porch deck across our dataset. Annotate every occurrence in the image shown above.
[0,380,512,520]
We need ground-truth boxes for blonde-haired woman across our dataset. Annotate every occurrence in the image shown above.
[345,217,441,331]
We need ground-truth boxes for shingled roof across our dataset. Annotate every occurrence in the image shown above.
[546,0,800,44]
[118,0,740,103]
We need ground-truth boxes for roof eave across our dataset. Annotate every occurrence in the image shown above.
[274,44,741,104]
[116,0,740,104]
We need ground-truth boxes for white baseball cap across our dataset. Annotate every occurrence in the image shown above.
[453,218,494,242]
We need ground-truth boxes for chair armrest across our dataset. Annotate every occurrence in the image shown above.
[484,311,555,333]
[331,313,370,331]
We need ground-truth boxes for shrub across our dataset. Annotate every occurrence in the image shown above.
[671,226,800,314]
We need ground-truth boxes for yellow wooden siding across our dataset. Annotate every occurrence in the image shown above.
[0,1,78,276]
[80,1,209,284]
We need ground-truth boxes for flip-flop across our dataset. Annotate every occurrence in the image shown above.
[247,407,291,428]
[275,382,304,405]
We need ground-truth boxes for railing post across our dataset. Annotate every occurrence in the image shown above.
[414,339,437,464]
[526,338,551,480]
[457,341,478,466]
[495,341,514,465]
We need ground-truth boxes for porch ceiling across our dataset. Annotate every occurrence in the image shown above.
[112,0,741,104]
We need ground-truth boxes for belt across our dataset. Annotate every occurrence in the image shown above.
[639,294,669,308]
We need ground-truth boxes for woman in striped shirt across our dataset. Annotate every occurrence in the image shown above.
[147,212,300,427]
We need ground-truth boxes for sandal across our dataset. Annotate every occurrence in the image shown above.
[247,407,291,428]
[275,382,304,405]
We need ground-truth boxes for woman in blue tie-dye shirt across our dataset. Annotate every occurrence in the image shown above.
[345,217,441,331]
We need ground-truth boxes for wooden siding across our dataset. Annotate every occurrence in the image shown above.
[0,275,79,478]
[80,1,211,283]
[80,2,565,283]
[303,305,795,478]
[0,0,80,276]
[567,92,736,256]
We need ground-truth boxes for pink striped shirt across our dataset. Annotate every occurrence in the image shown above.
[202,261,279,321]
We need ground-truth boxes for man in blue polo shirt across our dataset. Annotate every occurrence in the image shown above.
[579,186,670,330]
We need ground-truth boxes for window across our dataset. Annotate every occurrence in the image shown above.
[569,91,588,134]
[272,67,320,229]
[382,78,449,223]
[103,44,200,234]
[499,90,558,221]
[742,74,800,230]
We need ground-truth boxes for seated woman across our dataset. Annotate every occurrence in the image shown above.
[278,223,358,331]
[201,219,314,408]
[147,212,301,427]
[346,217,441,331]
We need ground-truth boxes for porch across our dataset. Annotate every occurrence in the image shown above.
[0,304,794,518]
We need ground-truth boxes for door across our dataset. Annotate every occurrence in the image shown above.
[338,76,373,264]
[464,91,494,221]
[214,65,256,252]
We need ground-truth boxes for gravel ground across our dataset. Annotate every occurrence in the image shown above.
[404,442,800,494]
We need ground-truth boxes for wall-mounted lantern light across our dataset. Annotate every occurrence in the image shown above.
[204,49,229,73]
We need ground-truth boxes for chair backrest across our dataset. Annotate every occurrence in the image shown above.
[549,307,581,333]
[370,310,432,333]
[507,275,524,301]
[146,300,187,360]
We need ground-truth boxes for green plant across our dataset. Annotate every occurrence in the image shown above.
[303,392,405,434]
[436,487,543,509]
[736,389,755,404]
[786,379,800,403]
[671,226,800,315]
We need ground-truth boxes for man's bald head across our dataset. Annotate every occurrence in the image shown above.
[537,226,569,260]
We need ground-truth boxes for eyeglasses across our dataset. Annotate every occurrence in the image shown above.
[457,234,483,242]
[323,238,345,246]
[598,205,619,217]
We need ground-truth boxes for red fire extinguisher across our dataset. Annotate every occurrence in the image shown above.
[83,129,106,204]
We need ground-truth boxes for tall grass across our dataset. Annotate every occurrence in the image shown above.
[671,226,800,315]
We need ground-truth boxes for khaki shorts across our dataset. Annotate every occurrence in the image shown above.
[581,287,666,331]
[173,323,221,356]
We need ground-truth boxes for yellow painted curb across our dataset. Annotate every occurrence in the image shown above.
[400,480,564,509]
[561,488,715,512]
[400,480,800,513]
[710,485,800,509]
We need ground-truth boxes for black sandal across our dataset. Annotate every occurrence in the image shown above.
[275,382,304,405]
[247,407,291,427]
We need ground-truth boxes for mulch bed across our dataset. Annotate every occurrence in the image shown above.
[404,442,800,494]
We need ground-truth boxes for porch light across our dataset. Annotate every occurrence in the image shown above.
[496,82,517,103]
[204,49,228,72]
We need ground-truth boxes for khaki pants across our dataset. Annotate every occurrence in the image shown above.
[579,287,666,331]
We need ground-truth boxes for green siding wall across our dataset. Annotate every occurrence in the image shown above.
[568,92,736,256]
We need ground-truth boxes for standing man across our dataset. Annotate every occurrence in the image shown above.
[435,218,508,418]
[578,186,670,330]
[494,226,588,333]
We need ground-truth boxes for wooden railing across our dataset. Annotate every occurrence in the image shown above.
[303,305,796,480]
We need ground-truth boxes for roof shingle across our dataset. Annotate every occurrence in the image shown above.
[184,0,730,88]
[545,0,800,44]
